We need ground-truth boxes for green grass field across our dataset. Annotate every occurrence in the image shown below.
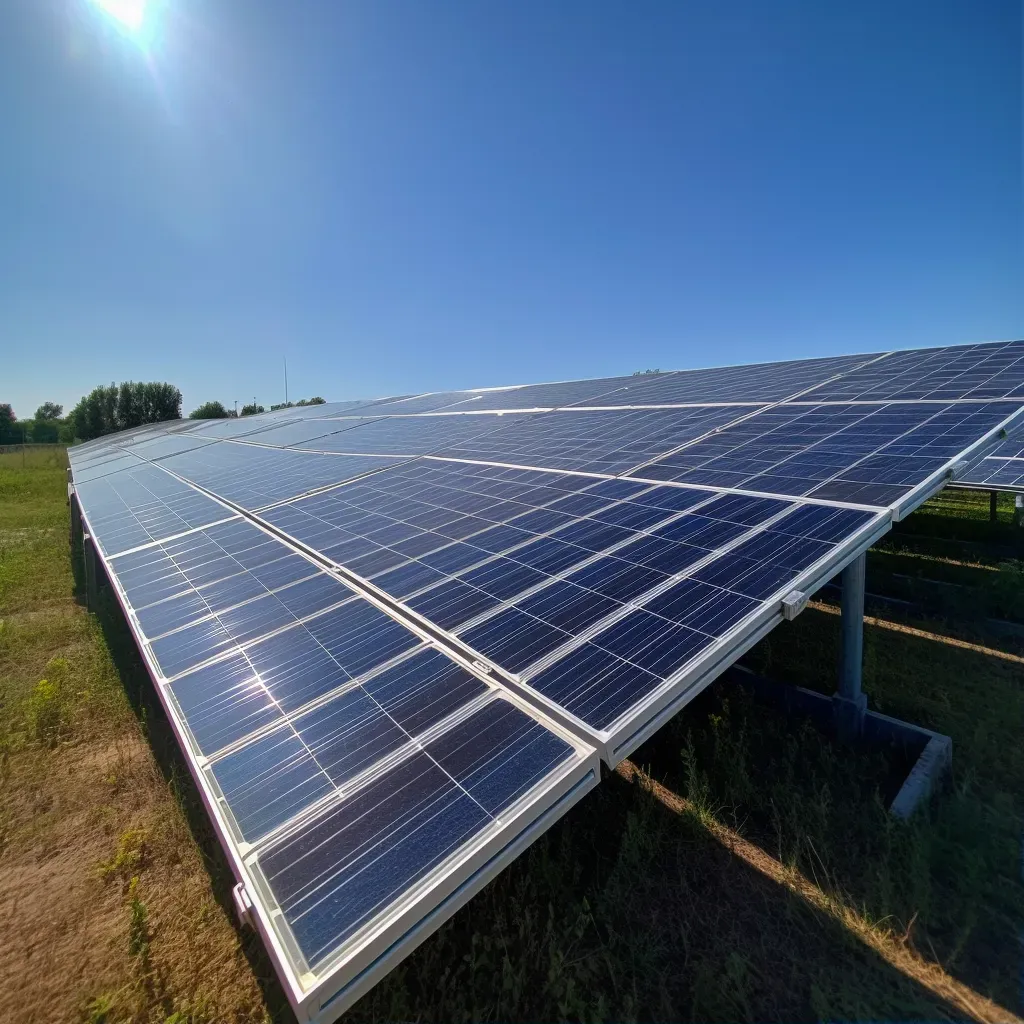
[1,450,1021,1022]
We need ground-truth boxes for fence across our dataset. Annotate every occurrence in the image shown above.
[0,443,69,470]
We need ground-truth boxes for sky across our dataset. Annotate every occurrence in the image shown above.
[1,0,1021,419]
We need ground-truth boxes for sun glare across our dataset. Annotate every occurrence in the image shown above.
[89,0,147,35]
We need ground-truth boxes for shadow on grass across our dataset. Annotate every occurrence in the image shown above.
[346,767,974,1022]
[83,572,297,1023]
[734,606,1024,1014]
[72,554,988,1021]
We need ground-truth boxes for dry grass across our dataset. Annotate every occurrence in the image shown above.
[0,451,272,1023]
[1,458,1021,1022]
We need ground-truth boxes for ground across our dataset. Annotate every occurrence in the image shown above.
[0,448,1021,1023]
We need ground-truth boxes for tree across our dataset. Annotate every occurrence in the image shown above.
[270,396,327,411]
[189,401,232,419]
[67,382,183,441]
[0,403,16,444]
[31,420,60,444]
[240,403,265,416]
[35,402,63,421]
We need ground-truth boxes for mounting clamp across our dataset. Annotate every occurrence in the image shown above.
[232,882,254,929]
[781,590,808,621]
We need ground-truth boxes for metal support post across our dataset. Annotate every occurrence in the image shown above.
[69,491,80,550]
[1015,494,1024,528]
[833,552,867,740]
[83,533,98,612]
[989,491,998,523]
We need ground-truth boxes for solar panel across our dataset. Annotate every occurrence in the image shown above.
[952,420,1024,493]
[67,338,1024,1019]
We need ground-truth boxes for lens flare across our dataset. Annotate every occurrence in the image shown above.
[88,0,147,35]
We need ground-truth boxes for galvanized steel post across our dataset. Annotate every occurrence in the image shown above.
[833,552,867,739]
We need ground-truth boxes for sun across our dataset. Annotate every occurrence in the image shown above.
[88,0,148,35]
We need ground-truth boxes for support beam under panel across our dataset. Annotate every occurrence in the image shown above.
[990,490,998,523]
[833,552,867,740]
[69,491,81,551]
[83,533,98,613]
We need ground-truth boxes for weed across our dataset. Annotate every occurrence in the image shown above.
[127,877,151,964]
[164,1000,215,1024]
[98,827,149,882]
[81,993,118,1024]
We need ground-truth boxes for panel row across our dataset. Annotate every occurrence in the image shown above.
[80,502,596,1006]
[256,459,882,743]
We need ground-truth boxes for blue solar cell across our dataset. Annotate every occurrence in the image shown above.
[294,687,410,786]
[650,515,748,549]
[245,626,358,712]
[425,698,574,815]
[170,655,279,755]
[615,534,708,575]
[515,580,619,634]
[459,559,550,601]
[527,644,662,730]
[211,730,335,842]
[418,542,491,575]
[460,608,570,673]
[690,552,796,601]
[643,579,759,635]
[362,649,488,734]
[304,603,420,680]
[407,579,501,630]
[260,752,489,967]
[562,558,668,604]
[593,610,713,677]
[371,559,448,597]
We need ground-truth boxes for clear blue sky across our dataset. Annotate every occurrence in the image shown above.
[2,0,1021,418]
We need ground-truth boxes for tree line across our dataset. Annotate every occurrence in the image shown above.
[188,396,325,420]
[0,383,327,445]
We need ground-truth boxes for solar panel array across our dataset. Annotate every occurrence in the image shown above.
[954,419,1024,493]
[68,339,1024,1021]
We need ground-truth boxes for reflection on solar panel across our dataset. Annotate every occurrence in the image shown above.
[68,339,1024,1020]
[954,420,1024,493]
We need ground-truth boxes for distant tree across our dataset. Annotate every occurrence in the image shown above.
[631,369,662,376]
[67,382,183,441]
[0,403,16,444]
[240,403,265,417]
[35,401,64,421]
[30,420,60,444]
[189,401,231,419]
[270,396,327,411]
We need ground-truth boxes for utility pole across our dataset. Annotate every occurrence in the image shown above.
[284,357,289,406]
[234,400,238,417]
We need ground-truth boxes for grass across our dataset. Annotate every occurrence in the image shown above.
[0,455,1021,1022]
